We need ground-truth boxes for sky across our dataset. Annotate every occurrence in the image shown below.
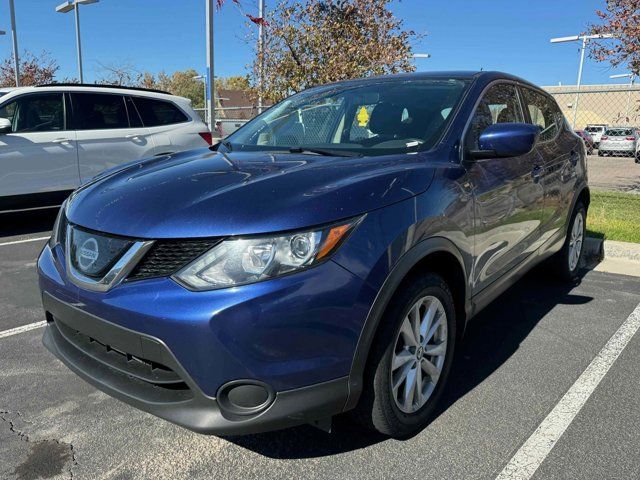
[0,0,633,87]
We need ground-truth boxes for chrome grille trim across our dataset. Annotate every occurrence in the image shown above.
[65,225,154,292]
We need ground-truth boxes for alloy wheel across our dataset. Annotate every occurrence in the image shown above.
[568,212,584,272]
[390,295,448,414]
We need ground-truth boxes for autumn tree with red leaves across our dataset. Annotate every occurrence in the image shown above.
[0,51,59,87]
[588,0,640,74]
[248,0,417,102]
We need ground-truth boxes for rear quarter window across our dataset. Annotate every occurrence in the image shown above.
[132,97,189,127]
[605,129,633,136]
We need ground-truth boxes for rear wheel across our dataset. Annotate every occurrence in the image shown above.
[352,273,456,438]
[598,150,603,157]
[551,202,586,281]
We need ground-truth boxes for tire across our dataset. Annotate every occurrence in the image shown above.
[351,272,456,438]
[551,202,586,281]
[598,150,603,157]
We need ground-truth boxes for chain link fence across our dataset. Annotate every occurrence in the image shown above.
[544,84,640,130]
[194,106,262,137]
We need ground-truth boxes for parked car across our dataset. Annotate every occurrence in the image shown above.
[0,84,217,213]
[39,71,589,438]
[585,124,607,148]
[598,127,639,157]
[574,129,595,154]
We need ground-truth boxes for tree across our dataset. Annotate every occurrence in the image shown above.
[215,75,251,91]
[0,51,59,87]
[249,0,416,101]
[96,61,143,86]
[588,0,640,75]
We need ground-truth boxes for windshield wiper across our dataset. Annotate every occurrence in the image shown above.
[288,147,362,157]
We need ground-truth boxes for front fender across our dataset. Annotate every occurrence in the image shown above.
[342,236,470,412]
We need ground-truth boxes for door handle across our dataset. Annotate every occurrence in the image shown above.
[570,150,579,166]
[125,134,141,140]
[532,165,545,183]
[52,138,72,144]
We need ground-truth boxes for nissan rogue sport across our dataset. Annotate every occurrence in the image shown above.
[38,71,589,438]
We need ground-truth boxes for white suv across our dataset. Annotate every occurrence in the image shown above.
[0,84,217,212]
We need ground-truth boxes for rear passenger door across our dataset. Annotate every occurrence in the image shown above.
[520,87,579,245]
[71,93,154,182]
[130,96,194,155]
[465,83,545,293]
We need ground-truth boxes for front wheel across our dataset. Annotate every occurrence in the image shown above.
[351,273,456,438]
[552,202,586,281]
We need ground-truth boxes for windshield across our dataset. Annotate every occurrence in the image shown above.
[605,128,633,136]
[585,126,604,133]
[223,78,471,157]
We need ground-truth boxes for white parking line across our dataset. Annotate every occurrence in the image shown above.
[0,321,47,340]
[496,300,640,480]
[0,236,50,247]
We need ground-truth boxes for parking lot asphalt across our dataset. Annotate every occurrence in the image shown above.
[587,153,640,193]
[1,212,639,480]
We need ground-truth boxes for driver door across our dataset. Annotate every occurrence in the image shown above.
[0,92,79,199]
[465,83,545,293]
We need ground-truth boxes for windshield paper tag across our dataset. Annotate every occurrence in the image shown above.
[357,106,370,127]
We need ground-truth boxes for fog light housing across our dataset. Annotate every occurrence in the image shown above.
[217,380,275,416]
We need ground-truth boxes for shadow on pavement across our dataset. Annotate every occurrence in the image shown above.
[0,209,58,238]
[225,266,593,459]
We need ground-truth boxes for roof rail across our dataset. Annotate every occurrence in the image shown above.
[35,83,171,95]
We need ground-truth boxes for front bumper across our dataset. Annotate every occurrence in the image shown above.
[42,293,348,434]
[38,243,377,434]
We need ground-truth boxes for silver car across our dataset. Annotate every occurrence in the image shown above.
[585,124,607,148]
[598,127,638,157]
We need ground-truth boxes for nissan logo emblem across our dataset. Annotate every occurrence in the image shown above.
[77,238,99,270]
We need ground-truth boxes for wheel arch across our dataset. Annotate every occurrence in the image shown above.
[343,237,470,412]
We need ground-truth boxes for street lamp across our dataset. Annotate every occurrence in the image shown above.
[413,53,431,59]
[3,0,20,87]
[550,33,614,128]
[56,0,99,83]
[610,73,636,123]
[257,0,265,114]
[193,75,208,126]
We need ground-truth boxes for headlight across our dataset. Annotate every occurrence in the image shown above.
[173,217,363,290]
[49,201,67,248]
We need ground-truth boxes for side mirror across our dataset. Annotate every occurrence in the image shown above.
[470,123,540,159]
[0,117,11,134]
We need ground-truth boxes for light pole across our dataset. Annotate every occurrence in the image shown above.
[193,75,208,125]
[610,73,636,123]
[8,0,20,87]
[205,0,215,131]
[257,0,265,114]
[550,34,613,128]
[56,0,99,83]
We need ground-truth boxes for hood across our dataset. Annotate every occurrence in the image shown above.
[66,148,436,239]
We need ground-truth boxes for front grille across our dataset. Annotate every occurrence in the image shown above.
[127,239,218,281]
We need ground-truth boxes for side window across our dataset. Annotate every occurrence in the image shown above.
[132,97,188,127]
[0,100,17,124]
[521,88,560,142]
[0,94,65,133]
[73,93,129,130]
[466,83,523,151]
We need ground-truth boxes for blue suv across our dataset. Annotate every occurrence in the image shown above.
[38,72,589,438]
